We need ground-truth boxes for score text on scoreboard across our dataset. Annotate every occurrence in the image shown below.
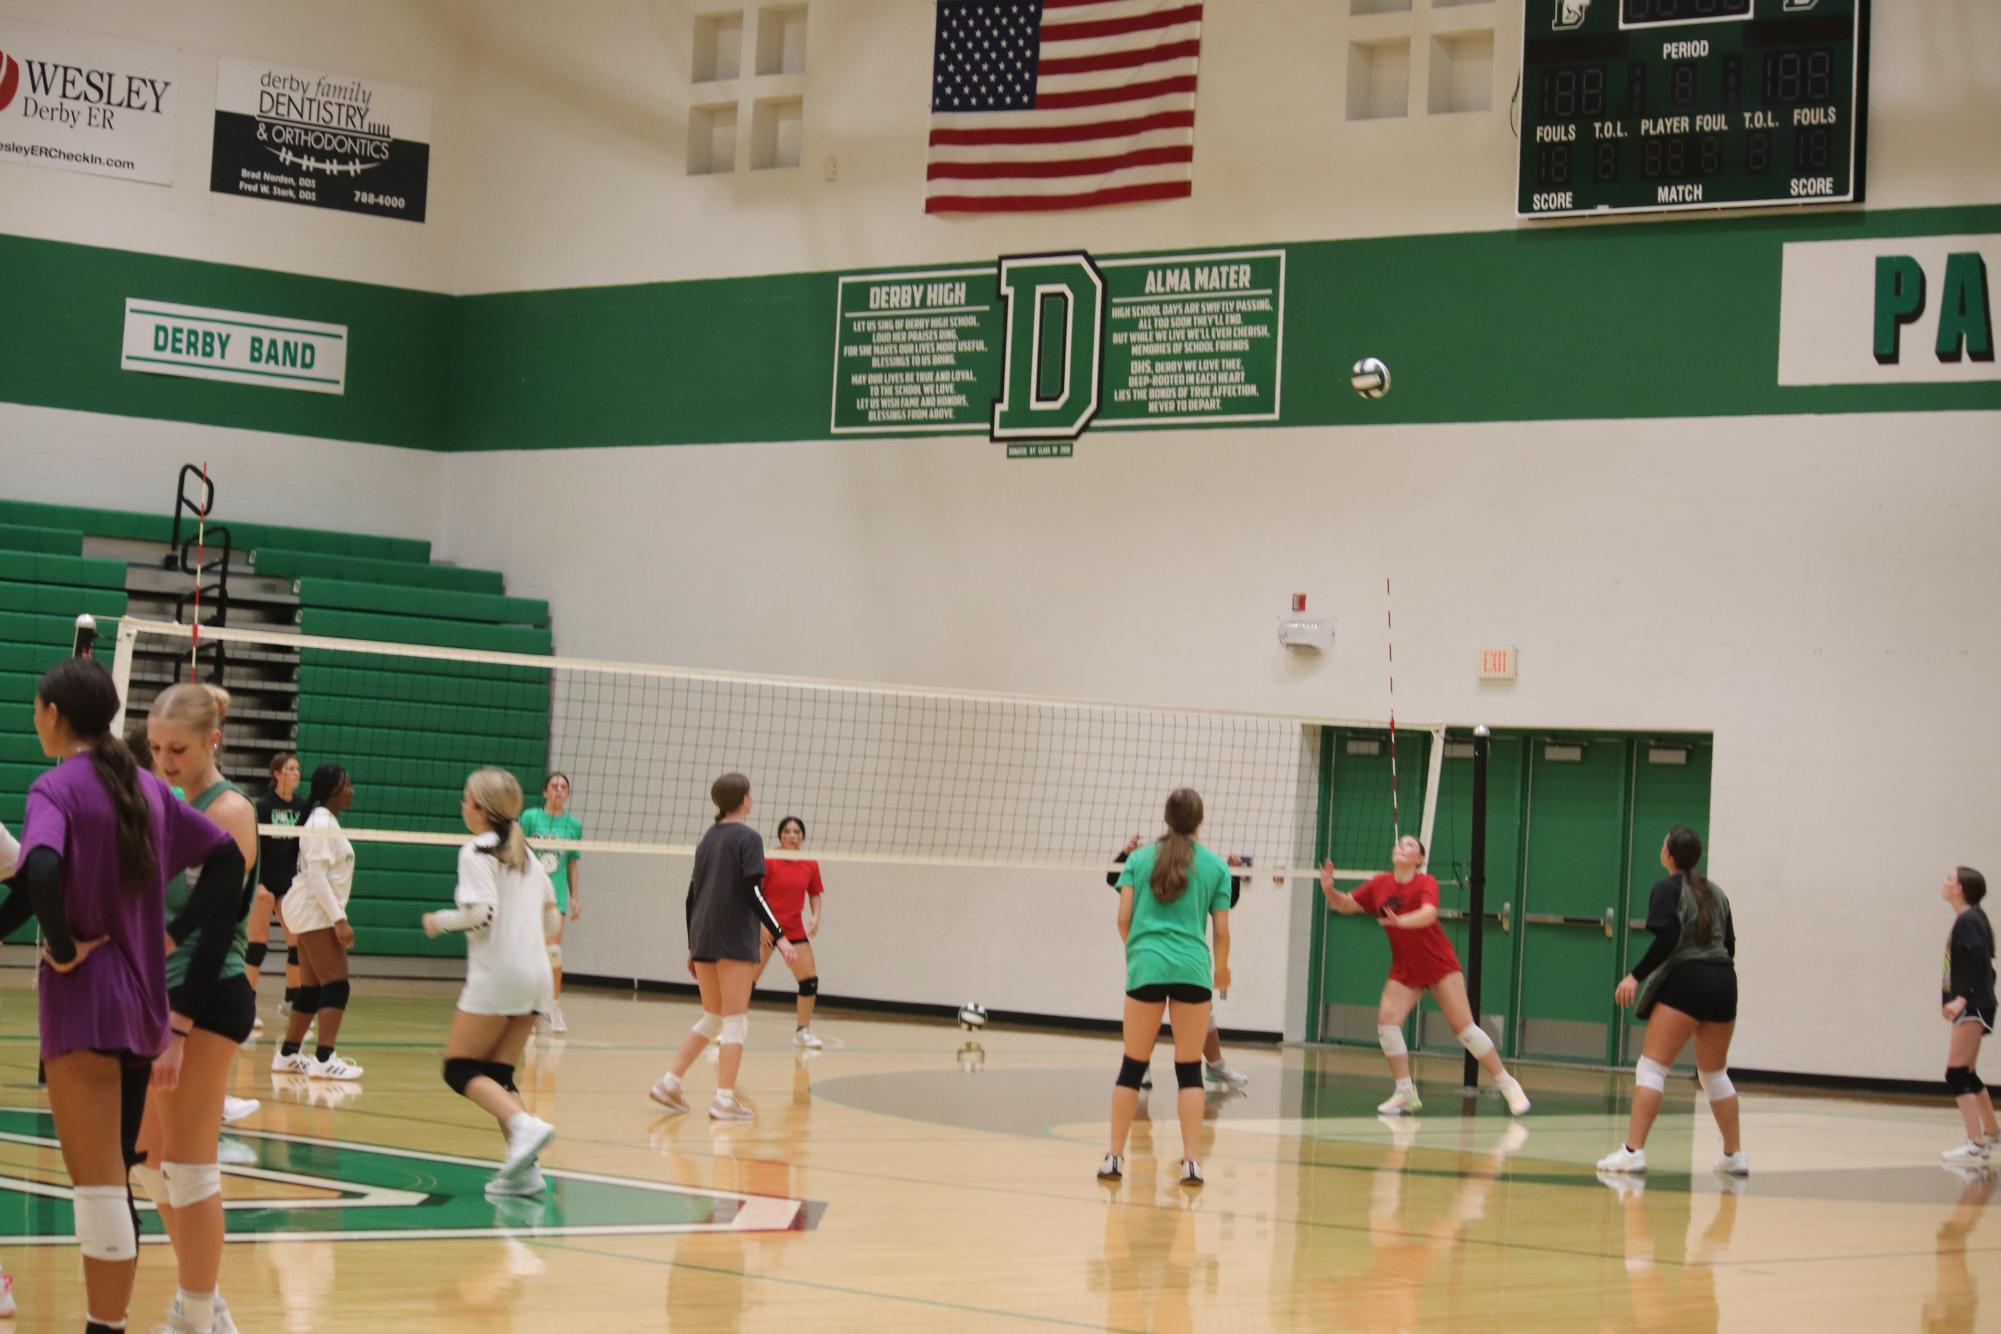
[1518,0,1867,219]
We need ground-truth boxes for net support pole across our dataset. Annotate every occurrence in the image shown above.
[1463,724,1491,1091]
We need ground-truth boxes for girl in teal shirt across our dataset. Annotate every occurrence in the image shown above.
[1101,788,1232,1189]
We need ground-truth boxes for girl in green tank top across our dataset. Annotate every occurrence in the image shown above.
[144,683,264,1334]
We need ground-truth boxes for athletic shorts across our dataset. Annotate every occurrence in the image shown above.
[1127,982,1212,1004]
[168,973,258,1045]
[1389,961,1460,992]
[1651,961,1738,1025]
[763,926,810,947]
[1953,1004,1997,1033]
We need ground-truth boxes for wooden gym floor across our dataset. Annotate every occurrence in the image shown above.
[0,972,1990,1332]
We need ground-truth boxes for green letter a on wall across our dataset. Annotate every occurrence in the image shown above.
[991,252,1105,443]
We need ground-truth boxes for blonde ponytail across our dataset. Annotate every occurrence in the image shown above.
[465,768,529,872]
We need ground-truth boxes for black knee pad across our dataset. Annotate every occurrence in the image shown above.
[1115,1055,1149,1089]
[1947,1066,1983,1096]
[1174,1060,1203,1091]
[287,945,300,966]
[245,941,269,968]
[443,1057,483,1096]
[318,979,352,1012]
[797,975,819,997]
[292,984,323,1014]
[119,1057,149,1169]
[480,1061,519,1093]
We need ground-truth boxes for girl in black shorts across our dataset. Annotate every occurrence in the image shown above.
[1598,826,1746,1177]
[1938,866,1999,1166]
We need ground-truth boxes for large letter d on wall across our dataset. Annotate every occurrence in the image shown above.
[991,252,1106,443]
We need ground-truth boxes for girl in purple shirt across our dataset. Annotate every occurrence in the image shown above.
[7,660,242,1334]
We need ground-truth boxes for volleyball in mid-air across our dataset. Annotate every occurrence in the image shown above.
[1351,356,1391,399]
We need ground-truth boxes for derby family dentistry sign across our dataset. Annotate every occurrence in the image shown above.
[0,16,178,183]
[121,299,348,395]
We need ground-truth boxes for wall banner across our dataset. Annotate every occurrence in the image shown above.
[122,298,349,395]
[0,17,178,184]
[211,57,431,222]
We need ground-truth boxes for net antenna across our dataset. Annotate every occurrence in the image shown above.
[112,617,1445,883]
[1385,576,1400,839]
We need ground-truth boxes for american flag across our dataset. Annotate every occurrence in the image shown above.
[926,0,1204,214]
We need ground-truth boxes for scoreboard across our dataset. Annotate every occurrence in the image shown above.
[1518,0,1868,219]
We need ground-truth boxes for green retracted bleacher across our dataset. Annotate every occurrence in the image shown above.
[0,498,550,961]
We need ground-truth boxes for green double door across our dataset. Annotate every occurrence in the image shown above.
[1310,728,1713,1067]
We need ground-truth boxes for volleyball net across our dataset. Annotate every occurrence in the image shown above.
[112,617,1440,881]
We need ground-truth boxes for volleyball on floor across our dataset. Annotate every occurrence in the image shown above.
[1351,356,1391,399]
[957,1002,988,1031]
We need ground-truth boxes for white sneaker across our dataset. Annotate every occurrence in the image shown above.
[221,1095,260,1125]
[305,1052,364,1081]
[1377,1084,1423,1116]
[502,1115,556,1180]
[708,1093,755,1122]
[1179,1158,1205,1187]
[548,1003,567,1036]
[1096,1153,1124,1181]
[794,1027,824,1050]
[649,1076,690,1114]
[1139,1071,1154,1091]
[1713,1150,1750,1176]
[1597,1144,1648,1173]
[212,1295,240,1334]
[1942,1139,1993,1165]
[486,1165,547,1197]
[271,1048,309,1074]
[250,1014,263,1036]
[276,999,292,1022]
[217,1138,257,1167]
[0,1272,12,1318]
[1499,1075,1531,1116]
[1204,1061,1249,1089]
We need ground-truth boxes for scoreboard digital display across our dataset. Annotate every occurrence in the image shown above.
[1518,0,1867,219]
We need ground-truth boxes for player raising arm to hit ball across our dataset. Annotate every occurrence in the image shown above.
[1322,835,1530,1117]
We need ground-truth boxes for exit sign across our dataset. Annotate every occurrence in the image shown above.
[1480,646,1519,682]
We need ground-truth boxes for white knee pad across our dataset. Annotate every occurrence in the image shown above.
[73,1184,137,1261]
[691,1011,723,1039]
[719,1013,748,1046]
[1698,1067,1737,1101]
[1455,1023,1495,1060]
[1377,1024,1408,1059]
[1635,1056,1671,1092]
[546,941,562,967]
[162,1160,223,1209]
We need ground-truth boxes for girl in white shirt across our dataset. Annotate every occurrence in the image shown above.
[423,768,558,1196]
[277,765,362,1080]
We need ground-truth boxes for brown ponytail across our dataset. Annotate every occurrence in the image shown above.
[38,659,157,892]
[1665,825,1712,944]
[1150,788,1204,904]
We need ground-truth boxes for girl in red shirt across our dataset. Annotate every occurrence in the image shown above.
[1321,834,1531,1117]
[756,816,826,1049]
